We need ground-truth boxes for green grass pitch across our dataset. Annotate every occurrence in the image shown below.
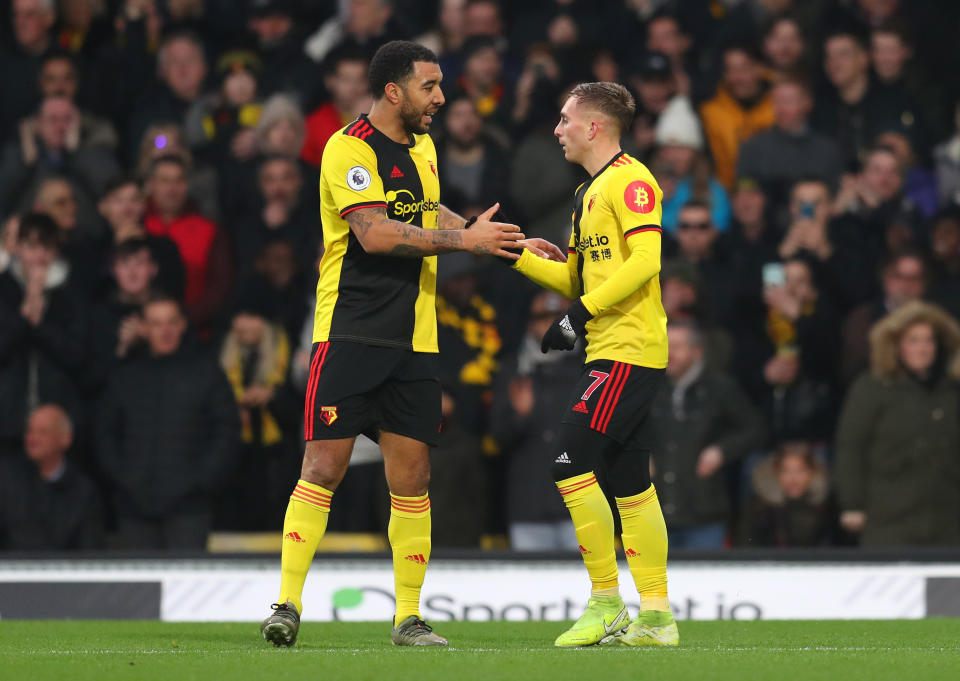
[3,620,959,681]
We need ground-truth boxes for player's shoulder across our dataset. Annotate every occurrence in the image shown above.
[321,122,379,172]
[605,153,659,187]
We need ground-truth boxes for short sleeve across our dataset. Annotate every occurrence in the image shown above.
[321,135,387,217]
[606,168,663,241]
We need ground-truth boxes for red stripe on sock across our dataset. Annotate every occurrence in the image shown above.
[601,364,631,433]
[391,499,431,511]
[558,476,598,496]
[291,492,329,509]
[295,485,332,503]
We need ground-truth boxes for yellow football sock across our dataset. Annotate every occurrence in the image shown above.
[617,485,670,612]
[277,480,333,613]
[389,492,431,626]
[557,472,619,596]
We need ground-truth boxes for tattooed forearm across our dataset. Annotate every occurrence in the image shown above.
[388,244,426,257]
[347,205,467,256]
[438,204,467,230]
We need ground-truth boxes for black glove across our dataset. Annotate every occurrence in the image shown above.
[541,299,592,353]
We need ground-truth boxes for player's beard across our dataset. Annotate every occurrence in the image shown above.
[399,95,430,136]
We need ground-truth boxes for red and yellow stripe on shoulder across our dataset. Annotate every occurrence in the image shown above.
[344,119,375,140]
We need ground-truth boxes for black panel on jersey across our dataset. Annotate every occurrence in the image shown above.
[328,121,427,348]
[571,151,626,297]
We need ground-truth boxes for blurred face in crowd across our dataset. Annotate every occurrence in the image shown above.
[732,184,766,228]
[784,259,816,304]
[440,0,466,36]
[675,205,717,262]
[326,59,370,113]
[13,0,54,52]
[529,292,568,340]
[660,276,697,320]
[635,75,674,116]
[99,183,145,231]
[899,321,937,375]
[264,118,301,156]
[666,324,703,379]
[824,35,869,89]
[658,144,697,177]
[445,98,482,147]
[871,31,910,82]
[772,81,811,132]
[223,69,257,106]
[113,248,157,298]
[464,1,502,37]
[16,233,58,271]
[147,161,189,216]
[259,158,302,206]
[647,17,688,63]
[34,179,77,232]
[859,0,899,23]
[249,11,292,46]
[347,0,391,37]
[255,240,297,289]
[882,255,925,307]
[233,312,267,346]
[62,0,95,29]
[38,97,77,150]
[861,149,903,202]
[464,46,501,91]
[931,216,960,263]
[144,300,187,356]
[764,18,804,71]
[777,447,814,500]
[722,50,762,101]
[24,406,72,465]
[160,38,207,101]
[875,131,914,168]
[789,181,831,225]
[39,57,79,100]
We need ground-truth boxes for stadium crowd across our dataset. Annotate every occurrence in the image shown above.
[1,0,959,552]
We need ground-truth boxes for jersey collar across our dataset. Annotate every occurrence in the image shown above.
[591,150,625,180]
[358,113,416,148]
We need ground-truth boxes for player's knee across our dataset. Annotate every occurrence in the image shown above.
[301,440,352,490]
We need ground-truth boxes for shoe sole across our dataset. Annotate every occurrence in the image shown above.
[261,621,297,647]
[391,636,449,646]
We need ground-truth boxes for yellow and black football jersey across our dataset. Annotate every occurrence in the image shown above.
[515,151,668,368]
[313,114,441,352]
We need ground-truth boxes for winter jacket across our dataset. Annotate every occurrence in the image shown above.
[95,347,240,518]
[699,86,775,189]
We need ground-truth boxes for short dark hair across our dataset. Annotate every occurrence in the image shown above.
[17,212,60,249]
[721,41,763,63]
[111,237,153,263]
[102,175,140,198]
[40,48,78,72]
[368,40,438,99]
[147,154,187,179]
[324,45,369,75]
[872,19,913,47]
[568,81,636,136]
[679,198,712,214]
[824,25,869,52]
[144,292,185,316]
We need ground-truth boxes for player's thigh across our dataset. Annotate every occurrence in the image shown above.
[378,431,431,497]
[561,361,664,441]
[304,341,391,443]
[377,351,442,448]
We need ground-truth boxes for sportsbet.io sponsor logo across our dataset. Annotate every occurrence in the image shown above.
[386,189,440,223]
[575,233,609,252]
[332,586,762,621]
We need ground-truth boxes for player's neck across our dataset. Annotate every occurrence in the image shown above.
[581,140,623,177]
[367,102,411,145]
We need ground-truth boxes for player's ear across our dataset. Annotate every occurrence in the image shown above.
[384,82,402,105]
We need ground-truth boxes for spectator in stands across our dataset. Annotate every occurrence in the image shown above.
[436,95,510,217]
[305,0,404,66]
[127,31,208,161]
[0,213,86,457]
[650,321,765,549]
[246,0,321,108]
[700,43,775,190]
[760,254,840,443]
[135,124,219,220]
[841,250,927,384]
[653,97,731,233]
[35,50,118,152]
[453,37,512,135]
[0,0,56,142]
[98,176,185,300]
[217,302,297,530]
[415,0,467,59]
[491,291,582,551]
[230,237,307,345]
[659,261,732,371]
[728,177,779,275]
[645,13,696,98]
[184,50,263,167]
[737,76,843,209]
[0,404,104,550]
[743,440,834,547]
[836,301,960,546]
[31,176,102,291]
[301,48,371,167]
[812,27,918,166]
[928,209,960,320]
[96,295,239,550]
[626,50,679,124]
[0,95,120,230]
[762,15,808,77]
[870,20,941,138]
[232,155,316,277]
[934,102,960,208]
[85,238,158,392]
[143,155,231,333]
[874,129,938,219]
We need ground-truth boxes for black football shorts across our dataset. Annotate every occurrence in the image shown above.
[561,359,664,446]
[304,341,442,446]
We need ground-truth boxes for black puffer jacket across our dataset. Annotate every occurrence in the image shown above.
[95,347,240,518]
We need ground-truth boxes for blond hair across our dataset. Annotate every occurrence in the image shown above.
[568,81,636,136]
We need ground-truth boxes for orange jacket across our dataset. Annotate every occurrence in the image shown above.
[700,87,775,189]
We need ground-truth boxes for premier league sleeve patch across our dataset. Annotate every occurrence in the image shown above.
[346,166,372,191]
[624,180,656,214]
